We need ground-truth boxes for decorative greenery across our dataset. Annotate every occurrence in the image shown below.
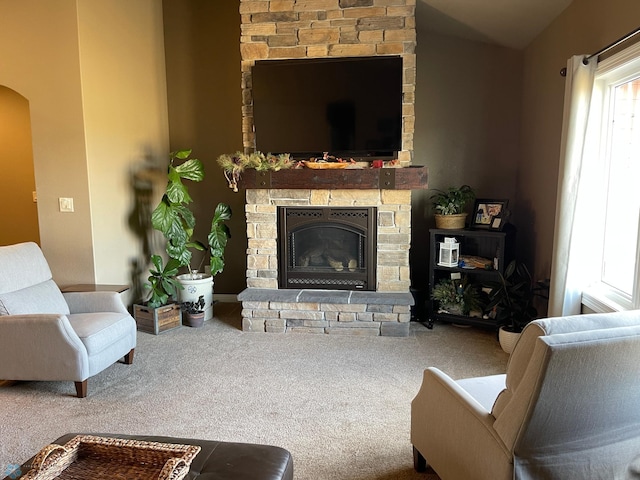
[217,151,293,192]
[431,185,475,215]
[431,277,482,315]
[486,260,538,333]
[146,255,182,308]
[145,149,232,308]
[181,295,206,314]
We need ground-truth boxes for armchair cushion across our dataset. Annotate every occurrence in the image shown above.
[68,312,136,356]
[0,280,70,316]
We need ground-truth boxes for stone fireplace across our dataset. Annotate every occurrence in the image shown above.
[237,0,421,335]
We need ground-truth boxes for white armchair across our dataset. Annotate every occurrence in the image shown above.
[411,311,640,479]
[0,242,136,397]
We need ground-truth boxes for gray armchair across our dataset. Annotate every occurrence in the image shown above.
[411,311,640,479]
[0,242,136,397]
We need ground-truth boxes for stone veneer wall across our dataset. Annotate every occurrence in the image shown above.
[239,0,416,165]
[238,0,416,335]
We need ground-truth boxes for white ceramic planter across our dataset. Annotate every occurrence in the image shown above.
[177,273,214,321]
[498,326,521,354]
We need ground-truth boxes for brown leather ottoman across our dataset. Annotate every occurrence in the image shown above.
[4,433,293,480]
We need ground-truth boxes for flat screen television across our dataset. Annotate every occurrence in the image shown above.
[251,55,403,160]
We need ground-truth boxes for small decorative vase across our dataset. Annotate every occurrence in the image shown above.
[435,213,467,229]
[183,311,205,328]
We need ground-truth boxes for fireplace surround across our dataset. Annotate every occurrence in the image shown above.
[237,174,426,336]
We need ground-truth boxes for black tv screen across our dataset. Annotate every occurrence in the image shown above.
[252,55,403,160]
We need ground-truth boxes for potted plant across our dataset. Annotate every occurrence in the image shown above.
[431,277,481,316]
[134,255,183,335]
[486,260,538,354]
[431,185,475,229]
[149,149,232,322]
[181,295,206,328]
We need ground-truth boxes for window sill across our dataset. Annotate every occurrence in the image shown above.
[582,287,630,314]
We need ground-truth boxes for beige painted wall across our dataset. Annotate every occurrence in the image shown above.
[77,0,169,294]
[163,0,245,295]
[411,24,523,287]
[0,86,39,246]
[0,0,94,285]
[0,0,169,298]
[518,0,640,294]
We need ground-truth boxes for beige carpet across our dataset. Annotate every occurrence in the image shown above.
[0,303,508,479]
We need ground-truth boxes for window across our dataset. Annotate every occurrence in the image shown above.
[583,44,640,312]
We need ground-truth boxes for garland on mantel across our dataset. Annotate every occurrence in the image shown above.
[217,151,294,192]
[217,151,401,192]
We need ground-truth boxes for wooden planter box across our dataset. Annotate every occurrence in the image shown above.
[133,303,182,335]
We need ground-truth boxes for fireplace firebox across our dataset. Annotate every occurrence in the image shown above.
[278,207,377,291]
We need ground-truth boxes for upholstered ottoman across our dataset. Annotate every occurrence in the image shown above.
[5,433,293,480]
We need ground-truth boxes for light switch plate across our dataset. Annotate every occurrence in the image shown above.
[59,197,74,212]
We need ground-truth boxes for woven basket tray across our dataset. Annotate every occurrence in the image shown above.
[22,435,201,480]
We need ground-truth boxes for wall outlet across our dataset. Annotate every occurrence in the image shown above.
[59,197,74,213]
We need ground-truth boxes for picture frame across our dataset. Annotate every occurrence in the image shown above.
[471,199,509,231]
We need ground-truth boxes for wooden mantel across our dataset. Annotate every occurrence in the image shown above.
[238,165,428,190]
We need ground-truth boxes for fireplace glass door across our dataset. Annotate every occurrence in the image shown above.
[278,207,376,290]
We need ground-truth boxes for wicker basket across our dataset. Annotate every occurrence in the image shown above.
[434,213,467,229]
[22,435,201,480]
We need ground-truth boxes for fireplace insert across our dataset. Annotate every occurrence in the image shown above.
[278,207,377,290]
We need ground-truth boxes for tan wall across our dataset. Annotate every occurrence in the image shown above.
[411,24,523,287]
[162,0,245,295]
[0,0,94,285]
[77,0,169,293]
[0,87,39,246]
[0,0,169,298]
[518,0,640,295]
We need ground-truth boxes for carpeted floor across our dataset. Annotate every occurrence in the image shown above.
[0,303,508,479]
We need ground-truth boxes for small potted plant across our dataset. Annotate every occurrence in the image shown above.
[431,185,475,229]
[134,255,183,335]
[181,295,206,328]
[431,277,481,316]
[486,260,538,354]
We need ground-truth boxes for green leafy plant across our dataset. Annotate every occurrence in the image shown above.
[144,149,232,308]
[151,149,232,277]
[486,260,538,333]
[431,277,481,315]
[431,185,475,215]
[146,255,182,308]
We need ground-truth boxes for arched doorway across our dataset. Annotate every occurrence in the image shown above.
[0,86,40,245]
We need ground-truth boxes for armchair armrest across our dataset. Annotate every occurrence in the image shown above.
[411,367,512,480]
[63,291,129,315]
[0,314,89,381]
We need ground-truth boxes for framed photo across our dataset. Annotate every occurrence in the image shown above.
[471,199,509,231]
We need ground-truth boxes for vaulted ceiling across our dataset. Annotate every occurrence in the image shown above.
[417,0,574,49]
